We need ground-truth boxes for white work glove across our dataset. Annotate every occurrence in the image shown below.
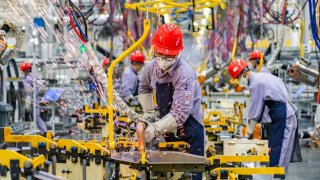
[125,95,140,107]
[138,93,156,121]
[144,114,178,143]
[25,96,32,112]
[245,120,257,139]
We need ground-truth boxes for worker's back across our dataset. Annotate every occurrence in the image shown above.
[249,72,297,117]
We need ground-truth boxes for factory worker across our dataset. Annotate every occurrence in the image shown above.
[248,50,270,73]
[228,59,301,174]
[248,50,272,139]
[120,51,145,105]
[138,23,204,180]
[20,62,47,133]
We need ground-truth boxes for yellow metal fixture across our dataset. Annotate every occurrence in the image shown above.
[211,167,285,179]
[84,104,108,116]
[81,142,110,156]
[56,139,88,154]
[207,155,269,165]
[158,141,189,150]
[125,0,223,15]
[0,150,45,169]
[3,127,56,151]
[107,19,150,150]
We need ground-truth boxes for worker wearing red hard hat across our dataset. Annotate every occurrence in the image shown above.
[228,59,301,174]
[138,23,204,180]
[248,50,270,73]
[248,50,272,139]
[20,62,47,133]
[119,51,145,105]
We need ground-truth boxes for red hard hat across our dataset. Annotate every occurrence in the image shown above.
[130,51,145,63]
[152,23,183,56]
[20,62,32,72]
[102,57,110,68]
[228,59,249,79]
[249,50,264,60]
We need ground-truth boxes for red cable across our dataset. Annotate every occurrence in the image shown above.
[68,8,86,43]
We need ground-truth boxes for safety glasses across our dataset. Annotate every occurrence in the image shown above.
[153,52,176,61]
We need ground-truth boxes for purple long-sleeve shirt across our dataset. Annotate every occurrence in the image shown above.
[24,73,39,99]
[120,66,139,99]
[139,58,203,126]
[249,72,297,121]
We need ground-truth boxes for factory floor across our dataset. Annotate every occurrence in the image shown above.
[286,143,320,180]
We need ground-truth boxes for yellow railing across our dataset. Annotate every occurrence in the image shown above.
[107,19,151,150]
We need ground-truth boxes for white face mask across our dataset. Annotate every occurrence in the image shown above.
[155,56,176,70]
[238,75,249,87]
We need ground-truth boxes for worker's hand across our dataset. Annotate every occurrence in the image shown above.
[243,90,250,96]
[142,113,157,123]
[141,114,178,143]
[245,120,257,139]
[125,95,140,107]
[144,124,157,143]
[25,96,32,111]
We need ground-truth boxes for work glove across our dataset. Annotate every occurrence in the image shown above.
[245,120,257,139]
[25,96,32,112]
[144,113,178,143]
[125,95,140,107]
[138,93,157,122]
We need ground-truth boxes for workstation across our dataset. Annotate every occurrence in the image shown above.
[0,0,319,179]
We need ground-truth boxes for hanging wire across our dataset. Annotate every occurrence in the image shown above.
[66,0,89,43]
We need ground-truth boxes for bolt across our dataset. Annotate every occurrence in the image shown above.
[50,143,56,150]
[24,160,32,169]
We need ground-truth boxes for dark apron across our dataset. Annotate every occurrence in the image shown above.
[133,79,139,97]
[265,100,287,166]
[156,82,204,180]
[265,100,302,166]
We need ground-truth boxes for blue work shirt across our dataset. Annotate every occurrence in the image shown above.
[249,72,297,121]
[23,73,41,100]
[120,66,139,99]
[139,58,203,126]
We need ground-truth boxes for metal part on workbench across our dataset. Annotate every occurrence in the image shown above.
[56,139,87,154]
[84,103,108,116]
[111,151,206,172]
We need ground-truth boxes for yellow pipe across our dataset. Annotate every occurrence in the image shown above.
[300,20,305,59]
[125,0,222,15]
[231,39,237,62]
[125,0,221,9]
[257,53,264,73]
[148,46,153,61]
[107,19,150,150]
[127,30,148,56]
